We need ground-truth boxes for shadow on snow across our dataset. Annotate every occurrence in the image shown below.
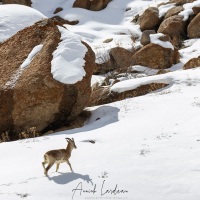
[48,172,93,185]
[52,105,120,136]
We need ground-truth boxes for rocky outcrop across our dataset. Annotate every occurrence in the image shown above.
[183,57,200,69]
[2,0,31,6]
[89,83,168,106]
[187,13,200,38]
[132,43,179,69]
[73,0,112,11]
[139,7,160,31]
[0,19,95,140]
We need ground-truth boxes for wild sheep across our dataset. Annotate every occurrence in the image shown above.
[42,138,77,176]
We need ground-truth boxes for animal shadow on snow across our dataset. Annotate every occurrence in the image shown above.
[48,172,93,185]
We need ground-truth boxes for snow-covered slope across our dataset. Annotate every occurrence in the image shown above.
[1,0,200,200]
[1,68,200,200]
[0,4,46,42]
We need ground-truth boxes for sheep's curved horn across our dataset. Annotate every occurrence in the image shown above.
[65,138,71,141]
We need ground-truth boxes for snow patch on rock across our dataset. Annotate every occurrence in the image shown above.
[179,0,200,21]
[0,4,46,43]
[21,45,43,69]
[158,3,176,18]
[131,65,159,76]
[111,73,172,93]
[4,44,43,89]
[150,33,174,50]
[51,26,88,84]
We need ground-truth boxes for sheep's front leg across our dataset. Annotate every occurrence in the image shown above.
[66,160,73,172]
[56,163,60,172]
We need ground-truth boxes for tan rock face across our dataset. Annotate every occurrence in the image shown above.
[169,0,196,6]
[2,0,31,6]
[164,6,183,19]
[0,19,95,139]
[192,6,200,15]
[139,7,160,31]
[158,15,185,37]
[132,43,179,69]
[183,58,200,69]
[140,30,156,46]
[187,13,200,38]
[73,0,112,11]
[109,47,134,70]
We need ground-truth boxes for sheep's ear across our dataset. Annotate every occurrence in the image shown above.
[72,138,74,141]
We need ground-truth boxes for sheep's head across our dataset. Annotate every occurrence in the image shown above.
[66,138,77,149]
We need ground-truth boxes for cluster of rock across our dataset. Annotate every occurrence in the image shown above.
[91,0,200,106]
[94,0,200,80]
[136,0,200,69]
[138,0,200,41]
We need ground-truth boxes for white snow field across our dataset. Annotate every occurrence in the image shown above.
[1,67,200,200]
[0,4,46,42]
[1,0,200,199]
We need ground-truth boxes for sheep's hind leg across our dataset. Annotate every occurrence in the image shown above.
[45,162,54,176]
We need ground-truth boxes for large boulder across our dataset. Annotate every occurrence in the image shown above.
[132,43,179,69]
[73,0,112,11]
[187,13,200,38]
[2,0,31,6]
[158,15,186,47]
[0,19,95,140]
[139,7,160,31]
[158,15,185,37]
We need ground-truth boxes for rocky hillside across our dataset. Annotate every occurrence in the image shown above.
[1,0,200,140]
